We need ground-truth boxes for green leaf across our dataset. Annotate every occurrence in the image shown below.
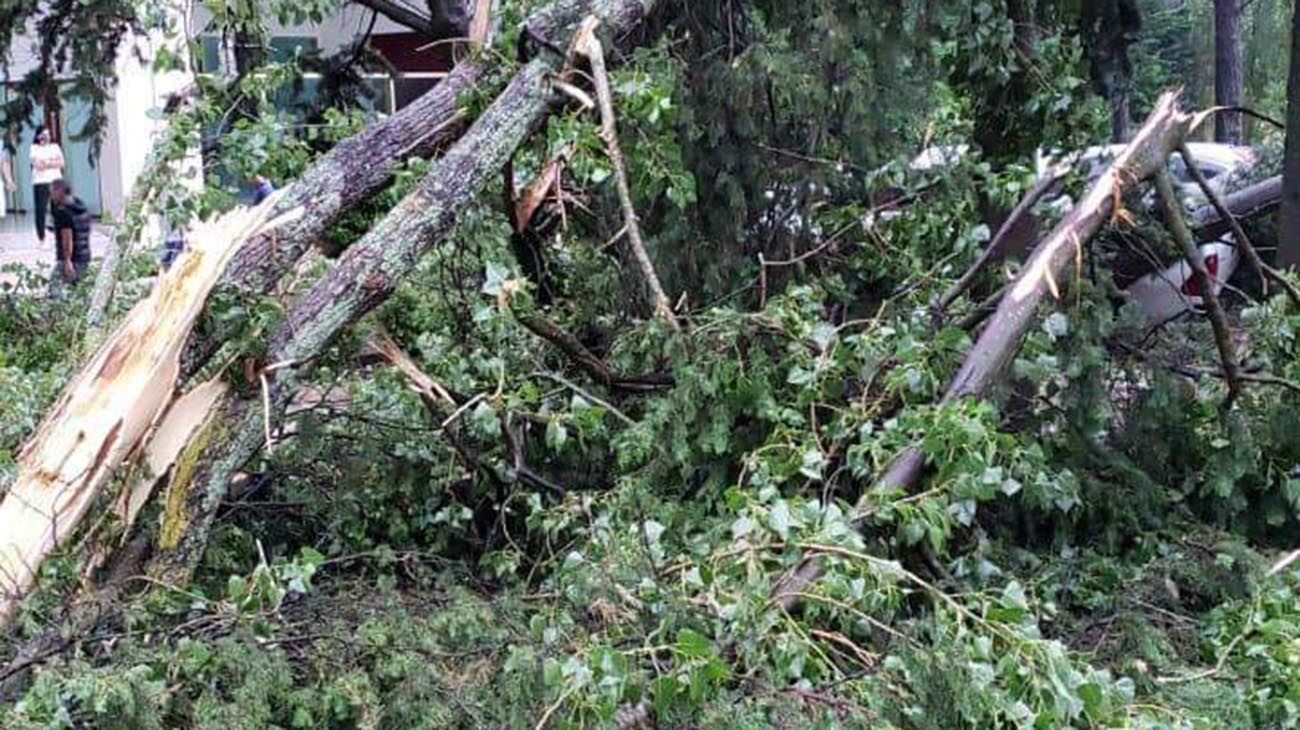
[676,628,714,659]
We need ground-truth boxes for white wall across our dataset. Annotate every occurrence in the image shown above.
[100,0,198,218]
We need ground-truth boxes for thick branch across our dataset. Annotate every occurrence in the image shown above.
[934,165,1069,316]
[580,21,679,330]
[775,92,1197,609]
[1191,175,1282,240]
[1155,168,1243,407]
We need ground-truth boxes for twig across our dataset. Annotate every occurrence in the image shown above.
[1154,169,1242,409]
[577,18,680,331]
[440,393,486,430]
[515,311,673,391]
[1270,549,1300,577]
[1156,629,1247,685]
[534,687,576,730]
[1202,104,1286,131]
[534,371,636,426]
[1239,372,1300,395]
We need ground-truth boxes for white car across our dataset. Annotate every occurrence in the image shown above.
[1125,239,1238,324]
[903,142,1254,323]
[1059,143,1253,322]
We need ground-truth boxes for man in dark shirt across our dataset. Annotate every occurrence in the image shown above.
[49,179,92,287]
[250,174,274,205]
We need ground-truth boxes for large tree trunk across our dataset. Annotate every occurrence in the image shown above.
[776,92,1197,607]
[150,0,664,585]
[1214,0,1244,144]
[0,202,293,625]
[1080,0,1141,143]
[1279,1,1300,270]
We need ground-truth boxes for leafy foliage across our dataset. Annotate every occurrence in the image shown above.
[5,1,1300,728]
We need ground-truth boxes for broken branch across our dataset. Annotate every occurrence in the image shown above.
[1154,168,1243,408]
[577,18,680,331]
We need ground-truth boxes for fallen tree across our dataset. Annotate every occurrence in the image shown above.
[0,0,666,628]
[148,0,665,586]
[777,92,1203,607]
[0,200,298,625]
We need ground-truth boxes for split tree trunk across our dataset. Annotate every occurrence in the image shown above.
[0,0,663,626]
[0,201,297,625]
[149,0,663,586]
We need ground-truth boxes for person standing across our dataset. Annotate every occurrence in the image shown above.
[30,127,65,242]
[250,173,274,205]
[48,179,91,291]
[0,149,14,217]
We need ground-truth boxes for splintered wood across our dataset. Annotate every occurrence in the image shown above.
[0,197,299,626]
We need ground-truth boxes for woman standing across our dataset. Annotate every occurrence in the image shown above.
[29,127,64,242]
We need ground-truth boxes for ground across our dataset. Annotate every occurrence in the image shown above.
[0,213,113,289]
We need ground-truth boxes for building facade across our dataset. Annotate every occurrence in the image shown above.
[2,1,451,220]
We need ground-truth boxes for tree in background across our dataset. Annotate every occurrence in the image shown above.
[1081,0,1143,141]
[1214,0,1244,143]
[1279,0,1300,269]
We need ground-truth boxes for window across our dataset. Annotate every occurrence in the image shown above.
[198,35,222,74]
[269,37,318,63]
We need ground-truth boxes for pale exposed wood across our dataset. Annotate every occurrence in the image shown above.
[0,197,298,627]
[119,379,230,529]
[469,0,493,44]
[368,330,456,407]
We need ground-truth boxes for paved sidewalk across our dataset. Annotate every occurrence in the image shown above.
[0,213,113,289]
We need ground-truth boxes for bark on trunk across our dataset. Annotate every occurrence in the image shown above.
[1214,0,1244,144]
[1279,0,1300,270]
[178,61,480,378]
[149,0,662,585]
